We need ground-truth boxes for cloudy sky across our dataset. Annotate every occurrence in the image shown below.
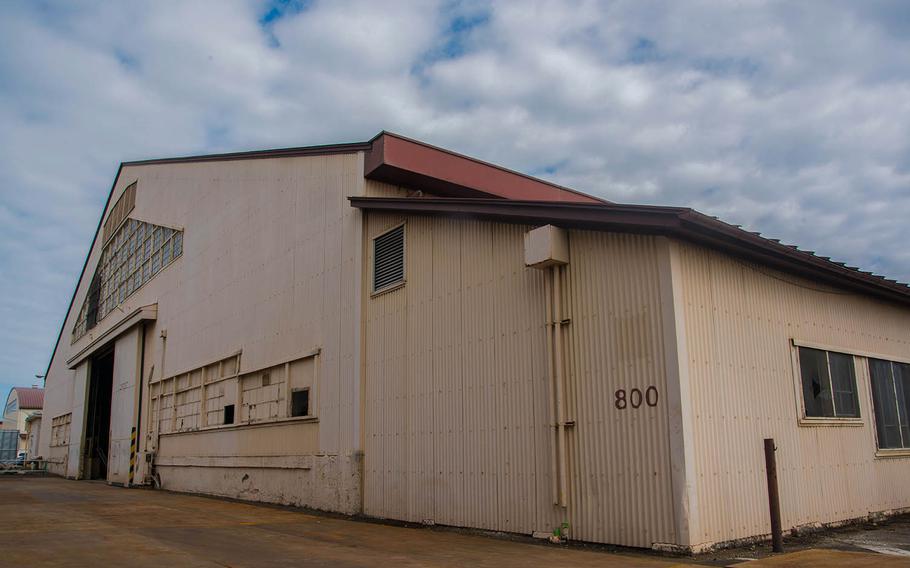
[1,0,909,400]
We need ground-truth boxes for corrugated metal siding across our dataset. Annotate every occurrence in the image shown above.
[43,151,371,503]
[677,241,910,547]
[364,215,675,547]
[563,232,676,547]
[364,215,552,532]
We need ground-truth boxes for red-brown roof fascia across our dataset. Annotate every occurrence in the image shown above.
[349,197,910,307]
[364,132,605,203]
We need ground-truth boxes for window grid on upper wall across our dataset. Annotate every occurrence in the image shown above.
[797,346,860,419]
[72,217,183,341]
[868,359,910,450]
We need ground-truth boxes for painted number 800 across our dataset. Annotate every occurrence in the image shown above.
[614,387,659,410]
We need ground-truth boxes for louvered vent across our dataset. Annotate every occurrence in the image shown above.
[373,225,405,292]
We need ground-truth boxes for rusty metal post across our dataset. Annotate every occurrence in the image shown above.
[764,438,783,553]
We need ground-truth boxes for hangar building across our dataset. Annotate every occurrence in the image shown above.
[39,132,910,552]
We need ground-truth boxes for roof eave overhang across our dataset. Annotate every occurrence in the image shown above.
[350,197,910,308]
[364,132,605,204]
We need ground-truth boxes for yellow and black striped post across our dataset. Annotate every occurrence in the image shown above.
[128,427,137,486]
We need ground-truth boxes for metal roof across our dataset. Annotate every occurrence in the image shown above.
[10,387,44,410]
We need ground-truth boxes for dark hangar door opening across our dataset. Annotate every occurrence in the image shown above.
[84,349,114,480]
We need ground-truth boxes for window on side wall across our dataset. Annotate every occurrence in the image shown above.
[797,347,860,419]
[868,359,910,450]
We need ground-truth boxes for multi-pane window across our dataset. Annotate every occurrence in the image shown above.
[72,217,183,341]
[51,413,72,447]
[868,359,910,450]
[797,347,860,418]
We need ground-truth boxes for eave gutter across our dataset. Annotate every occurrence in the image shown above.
[349,197,910,308]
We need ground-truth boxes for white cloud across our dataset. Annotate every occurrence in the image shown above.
[0,0,909,392]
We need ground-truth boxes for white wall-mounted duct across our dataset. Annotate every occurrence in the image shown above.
[525,225,571,508]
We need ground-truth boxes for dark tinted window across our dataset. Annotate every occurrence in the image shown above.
[869,359,910,449]
[799,347,859,419]
[223,404,235,425]
[799,347,833,417]
[899,363,910,444]
[829,352,859,418]
[291,390,309,417]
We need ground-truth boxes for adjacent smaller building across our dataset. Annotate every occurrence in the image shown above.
[25,413,43,460]
[2,387,45,455]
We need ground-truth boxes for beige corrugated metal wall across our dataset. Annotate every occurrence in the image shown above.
[41,152,369,510]
[676,241,910,548]
[363,214,677,548]
[563,231,676,547]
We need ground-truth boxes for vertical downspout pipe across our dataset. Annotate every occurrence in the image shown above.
[545,269,558,505]
[553,266,568,508]
[155,330,167,454]
[131,322,146,486]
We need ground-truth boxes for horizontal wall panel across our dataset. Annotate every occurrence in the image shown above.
[158,419,318,458]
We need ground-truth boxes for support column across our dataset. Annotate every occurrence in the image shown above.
[657,237,701,550]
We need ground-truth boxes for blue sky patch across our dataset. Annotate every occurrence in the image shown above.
[694,56,760,78]
[259,0,313,47]
[625,37,664,64]
[260,0,311,25]
[412,7,491,79]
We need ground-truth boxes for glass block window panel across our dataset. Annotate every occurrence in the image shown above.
[161,240,172,265]
[869,359,910,449]
[72,216,183,341]
[173,232,183,258]
[798,347,859,419]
